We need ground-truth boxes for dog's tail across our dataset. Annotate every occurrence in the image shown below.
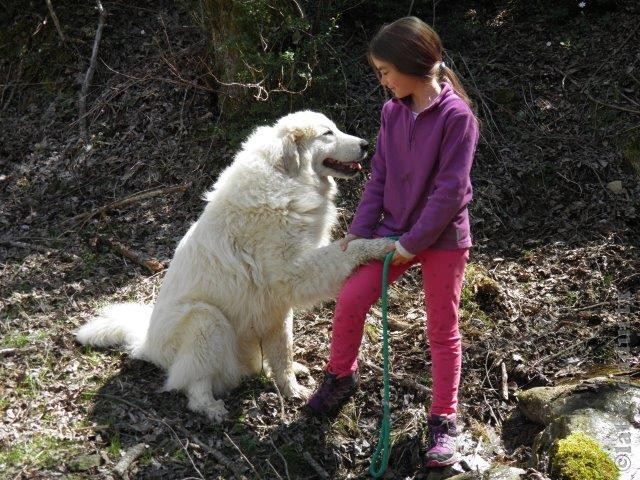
[75,303,152,358]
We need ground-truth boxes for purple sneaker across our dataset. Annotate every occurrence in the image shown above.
[425,413,460,468]
[304,371,358,417]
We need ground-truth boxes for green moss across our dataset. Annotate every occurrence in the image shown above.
[459,263,498,329]
[551,432,619,480]
[363,320,380,342]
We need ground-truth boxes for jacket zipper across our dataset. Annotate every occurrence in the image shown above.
[409,112,415,151]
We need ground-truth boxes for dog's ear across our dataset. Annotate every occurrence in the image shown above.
[280,130,303,176]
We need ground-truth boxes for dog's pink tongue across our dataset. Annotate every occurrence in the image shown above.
[350,162,362,171]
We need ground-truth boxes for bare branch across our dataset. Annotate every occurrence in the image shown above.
[60,182,190,226]
[45,0,66,43]
[96,236,165,274]
[78,0,107,142]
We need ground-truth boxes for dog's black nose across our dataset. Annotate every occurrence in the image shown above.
[360,140,369,152]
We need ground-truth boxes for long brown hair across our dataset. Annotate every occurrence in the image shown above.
[368,16,474,109]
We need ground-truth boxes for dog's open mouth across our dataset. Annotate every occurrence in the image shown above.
[322,158,363,174]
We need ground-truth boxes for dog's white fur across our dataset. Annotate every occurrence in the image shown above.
[76,111,393,422]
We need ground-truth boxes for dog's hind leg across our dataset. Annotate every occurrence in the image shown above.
[262,310,310,399]
[186,377,228,423]
[287,238,394,306]
[163,302,246,423]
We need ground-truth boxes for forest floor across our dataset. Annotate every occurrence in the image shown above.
[1,1,639,479]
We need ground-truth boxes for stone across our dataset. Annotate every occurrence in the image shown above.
[68,453,102,471]
[444,464,526,479]
[607,180,624,194]
[518,378,640,480]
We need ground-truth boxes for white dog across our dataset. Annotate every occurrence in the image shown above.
[76,111,393,422]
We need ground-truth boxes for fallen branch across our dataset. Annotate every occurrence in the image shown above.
[95,394,206,480]
[268,437,291,480]
[362,360,431,395]
[271,380,286,422]
[557,67,640,116]
[186,433,248,480]
[96,236,165,274]
[224,432,262,480]
[60,182,190,226]
[301,451,330,479]
[0,239,52,253]
[79,0,107,141]
[0,346,38,356]
[500,362,509,401]
[45,0,66,43]
[114,443,147,479]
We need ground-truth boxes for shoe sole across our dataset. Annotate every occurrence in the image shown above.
[425,453,461,468]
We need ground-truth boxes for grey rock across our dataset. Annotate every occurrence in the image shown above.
[68,453,102,471]
[517,377,640,480]
[444,464,526,479]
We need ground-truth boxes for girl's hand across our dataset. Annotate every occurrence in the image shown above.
[391,249,412,266]
[339,233,360,251]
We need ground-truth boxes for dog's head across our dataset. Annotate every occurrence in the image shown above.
[274,111,368,179]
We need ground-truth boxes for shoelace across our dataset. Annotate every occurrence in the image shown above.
[429,423,453,447]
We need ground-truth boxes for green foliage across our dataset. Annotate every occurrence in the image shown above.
[551,431,620,480]
[180,0,404,123]
[0,436,80,470]
[107,432,121,457]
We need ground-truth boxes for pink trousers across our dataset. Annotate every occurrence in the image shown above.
[327,248,469,416]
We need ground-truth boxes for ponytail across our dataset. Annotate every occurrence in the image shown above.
[431,60,474,110]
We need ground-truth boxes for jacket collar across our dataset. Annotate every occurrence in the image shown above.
[392,82,452,114]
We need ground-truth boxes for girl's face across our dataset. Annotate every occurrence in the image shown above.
[371,57,424,99]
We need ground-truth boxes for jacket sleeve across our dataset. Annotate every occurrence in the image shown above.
[347,107,388,238]
[399,110,478,254]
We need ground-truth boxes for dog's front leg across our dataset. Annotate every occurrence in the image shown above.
[288,237,394,306]
[262,310,311,399]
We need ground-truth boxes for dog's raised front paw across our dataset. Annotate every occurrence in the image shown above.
[348,238,395,261]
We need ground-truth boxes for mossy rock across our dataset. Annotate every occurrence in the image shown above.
[551,432,619,480]
[516,383,574,425]
[517,378,640,426]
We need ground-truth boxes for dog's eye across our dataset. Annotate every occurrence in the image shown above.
[322,130,334,136]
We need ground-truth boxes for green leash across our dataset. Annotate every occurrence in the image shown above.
[369,247,396,478]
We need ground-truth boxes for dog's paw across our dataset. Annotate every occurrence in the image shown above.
[293,361,310,377]
[189,398,229,423]
[349,238,395,260]
[280,378,312,400]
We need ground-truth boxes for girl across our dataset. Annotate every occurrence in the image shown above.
[304,16,479,468]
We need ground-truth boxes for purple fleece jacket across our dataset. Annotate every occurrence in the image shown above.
[348,83,479,254]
